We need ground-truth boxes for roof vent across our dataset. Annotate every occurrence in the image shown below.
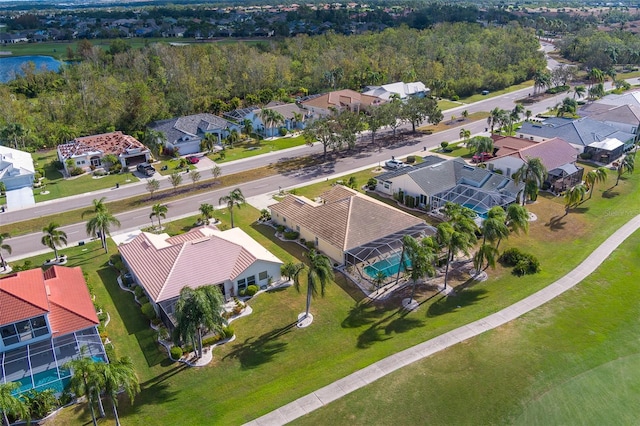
[191,238,211,245]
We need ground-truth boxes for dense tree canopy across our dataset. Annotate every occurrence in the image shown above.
[0,23,543,151]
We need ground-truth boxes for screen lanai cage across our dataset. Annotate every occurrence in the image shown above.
[430,184,518,218]
[344,223,436,291]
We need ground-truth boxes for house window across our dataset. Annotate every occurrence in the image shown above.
[237,278,247,291]
[419,194,427,205]
[296,225,300,232]
[259,271,268,281]
[519,134,523,138]
[90,157,101,167]
[315,237,319,247]
[0,315,48,346]
[283,217,286,223]
[384,183,390,189]
[1,324,18,346]
[247,275,256,286]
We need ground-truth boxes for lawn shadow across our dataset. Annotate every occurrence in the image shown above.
[97,268,166,368]
[545,215,566,231]
[222,321,295,369]
[124,380,179,417]
[341,300,386,329]
[426,288,488,318]
[603,188,620,198]
[383,315,424,335]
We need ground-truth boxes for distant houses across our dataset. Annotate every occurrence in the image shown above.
[300,89,384,117]
[224,102,314,138]
[57,131,150,174]
[362,81,430,101]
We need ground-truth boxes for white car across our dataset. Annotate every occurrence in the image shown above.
[385,159,404,169]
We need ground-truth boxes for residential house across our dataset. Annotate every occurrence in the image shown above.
[148,113,241,156]
[516,117,635,153]
[118,226,283,329]
[584,138,625,165]
[269,185,434,267]
[579,102,640,136]
[0,146,35,190]
[0,266,106,395]
[300,89,384,117]
[487,136,584,193]
[224,102,315,137]
[375,156,523,216]
[362,81,430,101]
[0,33,28,44]
[57,131,150,174]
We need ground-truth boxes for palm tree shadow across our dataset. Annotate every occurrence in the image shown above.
[545,215,566,231]
[602,188,619,198]
[426,289,488,317]
[222,321,296,369]
[341,300,385,329]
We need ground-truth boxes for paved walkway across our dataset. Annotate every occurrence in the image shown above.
[245,214,640,426]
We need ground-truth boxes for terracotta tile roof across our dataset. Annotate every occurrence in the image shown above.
[118,226,282,303]
[301,89,383,110]
[0,267,98,337]
[58,131,147,159]
[269,186,424,251]
[492,136,537,157]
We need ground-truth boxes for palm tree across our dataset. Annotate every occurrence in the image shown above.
[218,188,245,228]
[437,221,476,289]
[0,382,29,426]
[373,271,386,290]
[514,157,547,204]
[242,119,254,139]
[533,70,551,95]
[149,204,168,232]
[64,349,102,426]
[585,167,608,199]
[497,204,530,250]
[572,85,586,99]
[0,233,11,271]
[556,97,578,117]
[281,261,303,281]
[81,197,108,218]
[174,285,225,358]
[487,107,506,134]
[97,357,140,426]
[199,203,215,225]
[41,222,67,261]
[401,235,436,303]
[225,128,240,148]
[467,136,494,163]
[481,207,509,247]
[86,210,121,253]
[459,128,471,146]
[292,249,334,322]
[564,184,587,214]
[615,153,635,186]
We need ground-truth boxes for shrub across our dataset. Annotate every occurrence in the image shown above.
[202,336,220,347]
[305,240,315,249]
[51,160,63,169]
[367,177,377,190]
[170,346,183,360]
[451,95,460,101]
[406,155,416,164]
[579,151,592,160]
[246,285,259,296]
[440,141,449,150]
[500,248,540,276]
[238,288,246,297]
[134,285,144,298]
[104,342,116,362]
[283,230,299,240]
[500,248,525,266]
[423,130,433,135]
[70,167,84,176]
[276,225,286,233]
[141,303,157,320]
[546,85,569,94]
[138,296,149,305]
[24,389,58,419]
[493,169,503,174]
[279,127,288,136]
[222,325,234,339]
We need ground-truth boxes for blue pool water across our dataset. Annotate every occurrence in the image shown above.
[364,253,412,279]
[462,203,488,219]
[12,368,71,394]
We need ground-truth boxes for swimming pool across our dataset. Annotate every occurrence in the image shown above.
[462,203,488,219]
[364,253,412,279]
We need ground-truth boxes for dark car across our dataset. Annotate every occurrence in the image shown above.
[136,163,156,176]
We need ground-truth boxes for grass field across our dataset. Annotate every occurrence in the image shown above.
[418,111,489,135]
[33,162,640,425]
[293,230,640,425]
[209,134,307,163]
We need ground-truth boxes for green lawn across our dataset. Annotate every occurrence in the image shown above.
[209,135,307,163]
[31,149,139,202]
[431,141,470,158]
[293,230,640,425]
[37,165,640,425]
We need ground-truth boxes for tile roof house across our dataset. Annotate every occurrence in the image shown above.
[269,186,432,265]
[118,225,283,328]
[0,146,35,191]
[487,136,584,193]
[0,266,106,395]
[300,89,384,116]
[57,131,150,174]
[362,81,430,101]
[375,157,523,216]
[579,102,640,136]
[516,117,635,153]
[149,113,241,156]
[224,102,316,138]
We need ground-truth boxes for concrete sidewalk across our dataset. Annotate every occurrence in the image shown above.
[245,214,640,426]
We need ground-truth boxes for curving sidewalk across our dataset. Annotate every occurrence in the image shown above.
[245,214,640,426]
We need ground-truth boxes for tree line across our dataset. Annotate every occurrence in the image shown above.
[0,23,543,151]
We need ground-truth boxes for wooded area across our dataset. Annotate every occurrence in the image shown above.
[0,23,544,150]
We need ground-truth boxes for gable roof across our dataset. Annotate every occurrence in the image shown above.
[269,186,424,251]
[518,117,634,147]
[581,103,640,126]
[362,81,428,100]
[491,137,579,171]
[491,135,537,157]
[0,266,98,336]
[149,113,237,144]
[58,131,147,159]
[375,155,446,181]
[597,89,640,109]
[118,226,282,303]
[301,89,383,110]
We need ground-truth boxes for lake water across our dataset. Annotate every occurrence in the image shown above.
[0,56,62,83]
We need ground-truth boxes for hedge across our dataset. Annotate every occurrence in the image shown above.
[170,346,183,360]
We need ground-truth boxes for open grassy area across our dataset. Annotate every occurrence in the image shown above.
[293,230,640,425]
[31,150,140,202]
[208,134,307,163]
[418,111,489,135]
[34,163,640,425]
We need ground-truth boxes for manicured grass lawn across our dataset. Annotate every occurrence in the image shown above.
[431,141,470,159]
[30,150,139,202]
[418,111,489,134]
[461,80,534,104]
[209,135,307,163]
[293,230,640,425]
[40,165,640,425]
[436,100,461,110]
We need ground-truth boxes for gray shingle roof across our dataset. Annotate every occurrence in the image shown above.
[375,155,446,182]
[519,117,634,147]
[149,113,235,144]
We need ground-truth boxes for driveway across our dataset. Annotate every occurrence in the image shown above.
[4,187,35,211]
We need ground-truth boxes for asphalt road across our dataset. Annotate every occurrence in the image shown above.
[1,47,615,261]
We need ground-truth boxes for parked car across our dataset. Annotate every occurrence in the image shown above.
[136,163,156,176]
[481,90,490,95]
[385,159,404,169]
[472,152,492,163]
[186,156,199,164]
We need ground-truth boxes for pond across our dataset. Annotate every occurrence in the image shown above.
[0,55,62,83]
